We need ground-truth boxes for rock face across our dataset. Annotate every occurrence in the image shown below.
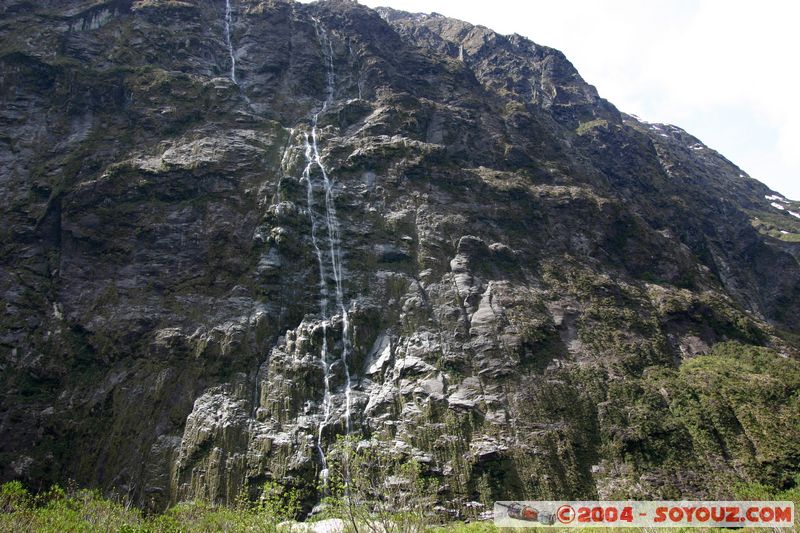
[1,0,799,513]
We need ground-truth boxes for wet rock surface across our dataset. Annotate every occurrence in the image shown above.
[1,0,799,512]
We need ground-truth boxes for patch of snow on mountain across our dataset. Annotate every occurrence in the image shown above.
[765,194,788,202]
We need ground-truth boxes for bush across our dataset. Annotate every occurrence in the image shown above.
[0,481,30,513]
[257,480,301,523]
[319,436,439,533]
[0,482,144,533]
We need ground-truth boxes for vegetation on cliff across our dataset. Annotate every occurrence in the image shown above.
[1,0,799,517]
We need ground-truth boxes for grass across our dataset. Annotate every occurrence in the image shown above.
[2,478,798,532]
[575,119,609,136]
[0,481,293,533]
[749,205,800,242]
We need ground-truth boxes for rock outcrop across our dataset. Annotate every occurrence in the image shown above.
[1,0,798,513]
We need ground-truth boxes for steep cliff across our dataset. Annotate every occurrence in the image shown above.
[1,0,799,513]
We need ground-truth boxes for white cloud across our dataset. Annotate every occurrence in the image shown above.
[303,0,800,199]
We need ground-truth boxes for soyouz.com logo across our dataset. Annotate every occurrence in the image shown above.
[494,501,795,528]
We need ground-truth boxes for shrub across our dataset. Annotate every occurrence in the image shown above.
[0,481,30,513]
[257,480,301,523]
[320,435,439,533]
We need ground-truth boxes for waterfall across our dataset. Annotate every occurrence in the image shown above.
[224,0,237,83]
[315,17,354,437]
[348,41,363,100]
[310,121,354,435]
[301,18,355,480]
[302,129,333,480]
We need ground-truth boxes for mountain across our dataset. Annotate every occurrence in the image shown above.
[1,0,799,514]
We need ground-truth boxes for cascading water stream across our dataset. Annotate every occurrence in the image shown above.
[248,15,353,487]
[316,18,354,437]
[309,118,353,436]
[224,0,237,83]
[348,42,363,100]
[301,18,354,482]
[302,129,333,481]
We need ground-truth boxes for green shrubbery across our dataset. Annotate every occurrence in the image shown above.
[0,481,143,533]
[318,436,438,533]
[2,473,799,532]
[0,480,302,532]
[0,436,447,532]
[0,437,441,533]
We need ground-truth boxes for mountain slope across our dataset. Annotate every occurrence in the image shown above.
[0,0,798,512]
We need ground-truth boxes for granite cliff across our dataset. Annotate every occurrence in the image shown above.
[1,0,799,513]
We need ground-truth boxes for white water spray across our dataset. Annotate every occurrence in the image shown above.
[224,0,237,83]
[302,18,355,481]
[310,120,354,436]
[317,18,354,437]
[302,129,333,480]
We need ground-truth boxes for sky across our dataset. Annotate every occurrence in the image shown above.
[311,0,800,199]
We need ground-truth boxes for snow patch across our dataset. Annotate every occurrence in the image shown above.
[771,202,785,210]
[765,194,788,202]
[790,211,800,219]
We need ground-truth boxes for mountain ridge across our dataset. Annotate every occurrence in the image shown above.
[0,0,798,514]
